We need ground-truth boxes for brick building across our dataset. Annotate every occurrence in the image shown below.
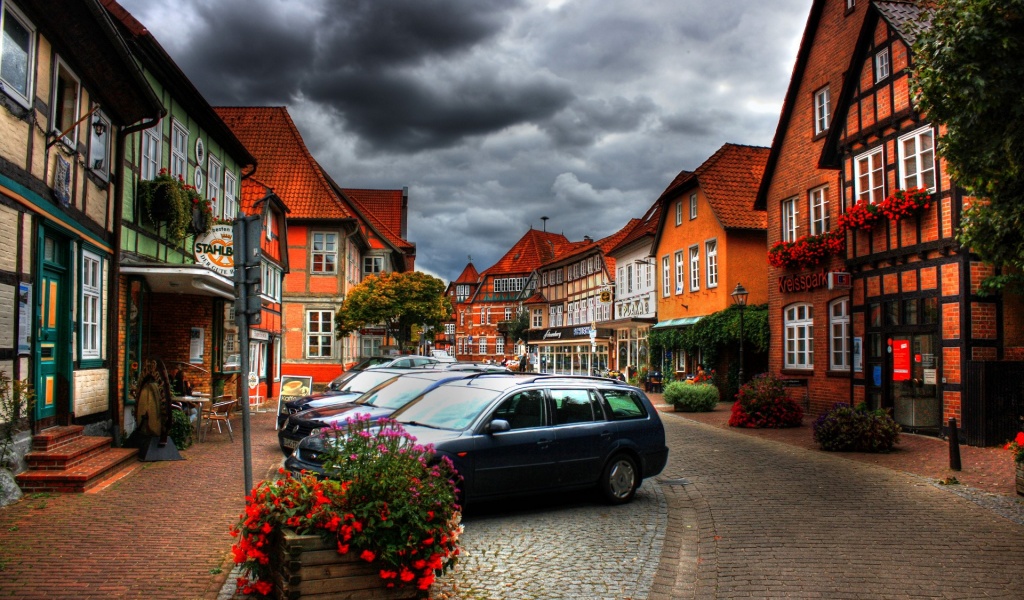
[757,0,1024,441]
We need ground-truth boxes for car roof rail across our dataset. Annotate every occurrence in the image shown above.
[521,374,627,385]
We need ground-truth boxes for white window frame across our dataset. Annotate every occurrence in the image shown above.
[141,121,162,181]
[809,186,829,235]
[478,336,487,354]
[170,120,189,181]
[688,245,700,291]
[705,239,718,288]
[51,56,81,147]
[306,310,335,359]
[532,308,543,328]
[875,48,890,82]
[260,260,282,303]
[689,193,698,220]
[0,3,35,108]
[674,251,685,294]
[662,255,670,297]
[496,337,505,355]
[311,232,338,274]
[207,155,222,219]
[364,256,384,275]
[898,126,937,193]
[784,303,814,370]
[782,197,799,242]
[814,86,830,135]
[87,109,111,180]
[854,148,885,204]
[223,170,238,218]
[829,298,850,371]
[81,250,102,360]
[675,201,682,226]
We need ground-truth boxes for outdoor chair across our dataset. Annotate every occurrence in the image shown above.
[202,399,237,442]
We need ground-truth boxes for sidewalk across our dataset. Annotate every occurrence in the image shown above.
[649,394,1021,498]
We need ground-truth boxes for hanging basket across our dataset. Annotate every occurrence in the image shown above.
[272,529,420,600]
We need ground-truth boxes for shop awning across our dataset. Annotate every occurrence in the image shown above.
[652,316,703,329]
[121,264,235,299]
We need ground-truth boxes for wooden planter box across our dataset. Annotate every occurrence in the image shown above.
[272,529,419,600]
[1016,463,1024,497]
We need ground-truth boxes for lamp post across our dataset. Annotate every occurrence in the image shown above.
[731,283,748,384]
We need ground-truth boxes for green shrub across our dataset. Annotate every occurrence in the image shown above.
[663,381,719,412]
[812,403,901,452]
[728,373,803,428]
[169,408,194,449]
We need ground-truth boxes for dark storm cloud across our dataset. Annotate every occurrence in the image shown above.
[118,0,809,281]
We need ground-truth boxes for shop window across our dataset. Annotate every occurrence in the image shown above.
[784,303,814,370]
[306,310,334,358]
[903,298,919,325]
[311,232,337,274]
[829,298,849,371]
[221,301,240,372]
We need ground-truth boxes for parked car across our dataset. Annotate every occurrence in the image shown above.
[276,368,413,428]
[277,369,486,454]
[286,374,668,505]
[424,361,511,373]
[430,350,456,363]
[366,354,439,369]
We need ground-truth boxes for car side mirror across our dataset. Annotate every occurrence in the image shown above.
[487,419,511,434]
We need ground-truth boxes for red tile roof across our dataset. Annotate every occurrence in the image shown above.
[342,188,414,252]
[214,106,353,220]
[610,200,663,255]
[453,263,481,284]
[483,229,572,276]
[662,143,769,230]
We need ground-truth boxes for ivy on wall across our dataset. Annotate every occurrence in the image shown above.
[648,303,768,371]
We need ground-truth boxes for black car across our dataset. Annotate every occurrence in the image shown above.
[286,374,668,505]
[277,369,488,454]
[276,368,414,428]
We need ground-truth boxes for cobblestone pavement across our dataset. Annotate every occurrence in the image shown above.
[648,410,1024,599]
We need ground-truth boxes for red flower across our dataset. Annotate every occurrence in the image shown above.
[360,549,376,563]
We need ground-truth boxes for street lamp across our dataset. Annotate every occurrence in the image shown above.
[731,283,748,384]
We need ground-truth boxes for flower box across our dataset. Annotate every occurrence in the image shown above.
[272,529,418,600]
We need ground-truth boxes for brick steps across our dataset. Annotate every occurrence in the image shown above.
[15,428,139,493]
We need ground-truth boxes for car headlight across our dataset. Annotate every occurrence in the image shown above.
[282,418,290,429]
[310,428,321,437]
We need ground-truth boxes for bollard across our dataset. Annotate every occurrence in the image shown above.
[948,417,962,471]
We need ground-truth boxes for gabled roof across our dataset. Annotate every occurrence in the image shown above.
[660,143,768,228]
[820,1,931,167]
[102,0,251,164]
[241,177,290,273]
[754,0,834,211]
[482,229,572,277]
[608,200,663,256]
[215,106,353,220]
[522,292,548,305]
[453,263,481,285]
[342,187,414,252]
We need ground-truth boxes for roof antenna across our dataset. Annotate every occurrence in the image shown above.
[541,216,549,232]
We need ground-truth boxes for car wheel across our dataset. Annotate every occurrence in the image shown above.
[600,453,638,504]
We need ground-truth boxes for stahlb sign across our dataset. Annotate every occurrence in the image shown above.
[194,224,235,277]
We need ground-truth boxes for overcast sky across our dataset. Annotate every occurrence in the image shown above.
[118,0,809,282]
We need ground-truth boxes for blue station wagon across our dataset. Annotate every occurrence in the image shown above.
[286,374,668,505]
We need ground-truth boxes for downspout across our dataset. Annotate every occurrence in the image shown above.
[107,109,165,446]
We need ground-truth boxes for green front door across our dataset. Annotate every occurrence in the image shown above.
[35,231,70,422]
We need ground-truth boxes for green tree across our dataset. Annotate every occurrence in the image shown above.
[505,308,530,349]
[336,271,452,351]
[913,0,1024,292]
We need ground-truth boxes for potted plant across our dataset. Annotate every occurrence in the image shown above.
[183,184,214,236]
[231,416,462,598]
[1004,431,1024,497]
[137,169,192,241]
[0,370,34,508]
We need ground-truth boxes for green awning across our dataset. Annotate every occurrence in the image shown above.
[652,316,703,329]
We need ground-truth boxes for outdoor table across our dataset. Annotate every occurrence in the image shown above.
[173,395,210,443]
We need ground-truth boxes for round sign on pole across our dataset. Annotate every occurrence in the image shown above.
[247,373,258,389]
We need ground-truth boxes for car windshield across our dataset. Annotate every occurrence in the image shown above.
[336,370,400,394]
[356,376,440,410]
[391,385,502,430]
